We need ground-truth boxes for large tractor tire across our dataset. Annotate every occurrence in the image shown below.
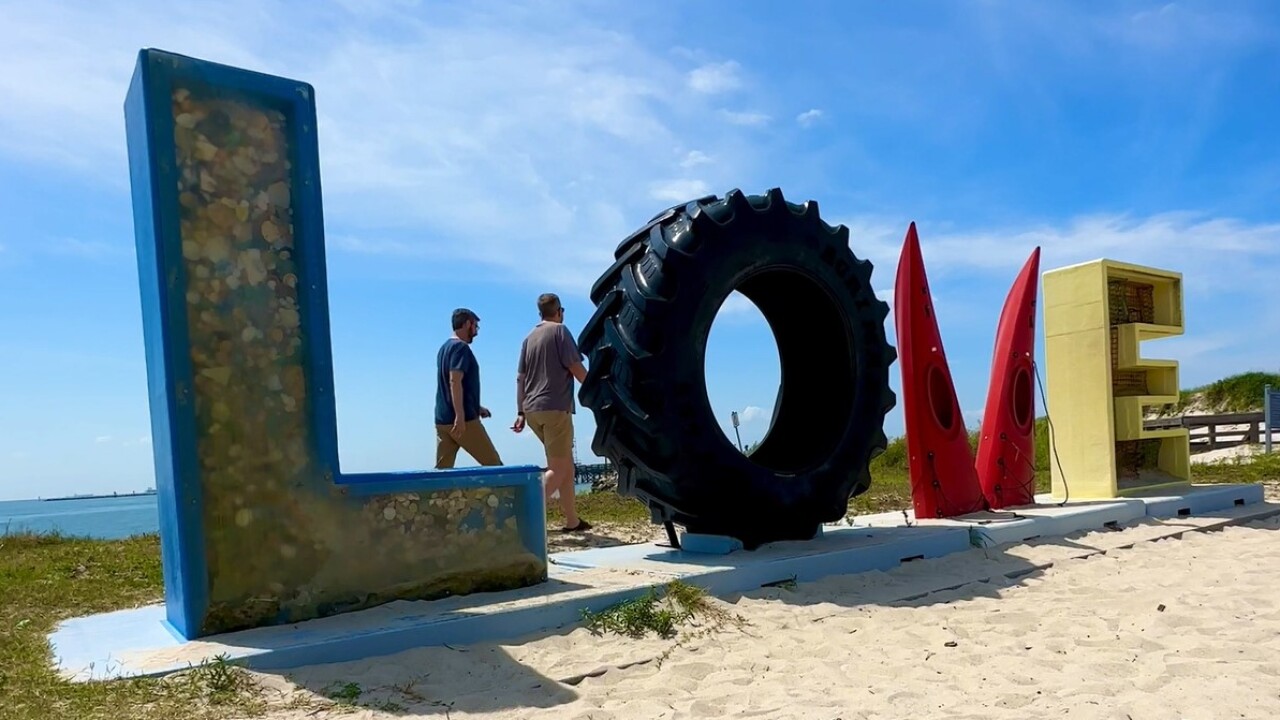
[577,188,897,549]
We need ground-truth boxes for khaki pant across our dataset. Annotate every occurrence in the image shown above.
[435,420,503,468]
[526,410,574,459]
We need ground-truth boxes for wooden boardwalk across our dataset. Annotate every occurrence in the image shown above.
[1144,411,1265,454]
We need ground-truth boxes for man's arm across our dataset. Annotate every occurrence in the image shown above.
[450,370,465,424]
[558,325,588,383]
[515,339,527,414]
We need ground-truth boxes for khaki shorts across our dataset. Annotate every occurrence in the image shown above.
[526,410,574,460]
[435,419,503,468]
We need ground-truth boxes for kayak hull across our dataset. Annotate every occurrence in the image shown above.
[975,247,1042,508]
[894,223,987,519]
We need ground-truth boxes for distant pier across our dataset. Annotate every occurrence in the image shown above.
[40,490,157,503]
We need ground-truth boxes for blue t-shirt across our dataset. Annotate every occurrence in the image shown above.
[435,338,481,425]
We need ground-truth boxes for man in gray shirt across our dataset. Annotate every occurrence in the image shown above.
[513,293,591,532]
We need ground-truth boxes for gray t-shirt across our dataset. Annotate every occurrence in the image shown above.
[518,321,583,413]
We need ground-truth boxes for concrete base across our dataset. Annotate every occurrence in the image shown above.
[849,494,1146,548]
[849,484,1267,548]
[48,524,968,682]
[968,496,1147,548]
[677,532,745,555]
[48,483,1269,683]
[1126,482,1264,519]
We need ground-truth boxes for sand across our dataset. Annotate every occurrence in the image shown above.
[546,521,668,554]
[233,505,1280,720]
[1191,443,1265,465]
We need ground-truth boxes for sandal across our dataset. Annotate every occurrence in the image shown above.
[555,520,593,533]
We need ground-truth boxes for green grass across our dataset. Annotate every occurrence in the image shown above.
[547,489,650,526]
[580,579,737,640]
[0,532,269,720]
[1165,371,1280,415]
[580,579,749,668]
[1189,450,1280,485]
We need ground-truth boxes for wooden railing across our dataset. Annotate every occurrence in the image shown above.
[574,462,614,486]
[1143,412,1265,454]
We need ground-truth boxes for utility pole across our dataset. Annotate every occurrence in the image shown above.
[1267,384,1276,455]
[730,411,745,452]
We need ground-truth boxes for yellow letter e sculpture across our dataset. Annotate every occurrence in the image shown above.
[1042,259,1192,500]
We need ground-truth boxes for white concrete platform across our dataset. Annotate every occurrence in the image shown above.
[48,482,1270,683]
[968,497,1148,548]
[849,494,1147,548]
[848,484,1269,548]
[48,524,969,682]
[1125,482,1264,519]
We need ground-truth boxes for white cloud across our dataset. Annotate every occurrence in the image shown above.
[1116,2,1271,52]
[832,211,1280,294]
[88,433,154,448]
[720,110,771,127]
[649,179,711,203]
[876,287,896,326]
[688,61,742,94]
[819,211,1280,382]
[46,238,131,261]
[739,405,765,424]
[680,150,712,168]
[0,2,268,177]
[330,235,434,259]
[1158,331,1242,363]
[796,108,824,127]
[710,293,770,328]
[0,2,793,298]
[1,2,1274,309]
[718,293,759,315]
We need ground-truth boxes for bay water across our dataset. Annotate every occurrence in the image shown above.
[1,481,593,541]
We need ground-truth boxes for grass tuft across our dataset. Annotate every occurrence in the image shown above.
[579,580,750,669]
[580,579,745,640]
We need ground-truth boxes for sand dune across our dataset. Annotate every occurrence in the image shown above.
[245,514,1280,720]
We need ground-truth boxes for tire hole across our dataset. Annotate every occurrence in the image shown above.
[704,291,779,455]
[720,269,856,475]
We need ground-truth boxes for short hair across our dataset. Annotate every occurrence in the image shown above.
[451,308,479,330]
[537,293,562,319]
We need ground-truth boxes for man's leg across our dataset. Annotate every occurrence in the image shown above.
[525,414,562,508]
[458,420,503,466]
[435,424,461,469]
[529,411,584,530]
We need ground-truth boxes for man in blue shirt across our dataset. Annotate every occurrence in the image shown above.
[435,308,502,468]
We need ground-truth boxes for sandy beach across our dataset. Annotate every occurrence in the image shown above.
[228,503,1280,720]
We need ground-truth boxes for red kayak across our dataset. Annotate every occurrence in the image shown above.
[894,223,988,519]
[975,247,1042,508]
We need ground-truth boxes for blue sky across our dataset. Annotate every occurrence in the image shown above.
[1,0,1278,501]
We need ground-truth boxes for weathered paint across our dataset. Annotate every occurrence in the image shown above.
[124,48,547,640]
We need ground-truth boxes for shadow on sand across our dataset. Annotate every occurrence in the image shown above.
[251,508,1280,716]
